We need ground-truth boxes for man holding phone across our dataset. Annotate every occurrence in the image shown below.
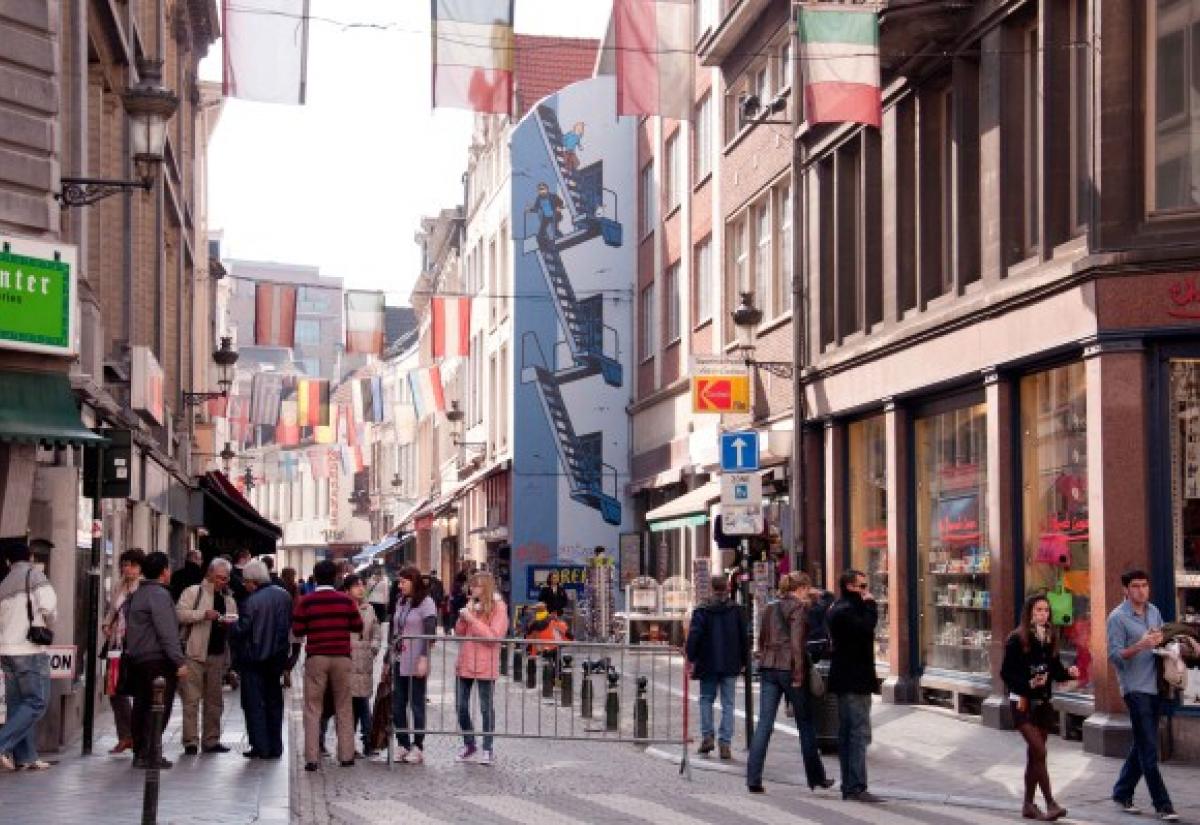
[1107,569,1178,821]
[177,557,239,756]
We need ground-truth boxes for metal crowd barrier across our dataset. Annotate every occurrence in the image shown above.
[387,634,691,776]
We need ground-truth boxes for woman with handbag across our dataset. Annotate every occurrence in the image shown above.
[101,549,144,754]
[390,566,437,764]
[1001,593,1080,821]
[746,572,832,794]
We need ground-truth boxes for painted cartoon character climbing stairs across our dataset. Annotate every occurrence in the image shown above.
[520,103,625,526]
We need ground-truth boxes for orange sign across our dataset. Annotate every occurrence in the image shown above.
[692,375,750,413]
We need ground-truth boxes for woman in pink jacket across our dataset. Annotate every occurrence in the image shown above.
[453,572,508,765]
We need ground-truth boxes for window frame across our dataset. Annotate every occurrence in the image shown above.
[640,161,657,238]
[664,128,684,213]
[664,261,682,344]
[640,284,656,363]
[693,236,713,326]
[1146,0,1200,215]
[694,93,713,182]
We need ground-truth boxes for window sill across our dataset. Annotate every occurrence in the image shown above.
[692,172,712,193]
[692,317,713,333]
[640,228,655,244]
[757,309,793,338]
[664,203,682,223]
[1006,253,1043,280]
[664,336,682,351]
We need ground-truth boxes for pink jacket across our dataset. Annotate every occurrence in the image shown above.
[454,599,509,680]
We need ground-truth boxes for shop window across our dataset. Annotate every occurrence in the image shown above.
[848,416,889,665]
[1169,360,1200,629]
[916,401,991,676]
[1021,363,1092,694]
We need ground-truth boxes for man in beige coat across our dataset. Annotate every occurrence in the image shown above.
[176,557,238,754]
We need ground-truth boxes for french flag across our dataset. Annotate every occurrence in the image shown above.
[431,296,471,359]
[408,366,446,419]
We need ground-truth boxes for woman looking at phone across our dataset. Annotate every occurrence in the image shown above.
[453,572,508,765]
[1001,594,1079,821]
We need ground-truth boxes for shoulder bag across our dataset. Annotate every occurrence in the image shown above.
[25,570,53,646]
[775,601,825,697]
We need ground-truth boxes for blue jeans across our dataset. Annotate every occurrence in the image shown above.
[392,668,427,749]
[0,654,50,765]
[457,678,496,751]
[837,692,872,797]
[240,656,286,757]
[1113,692,1173,811]
[698,675,736,745]
[746,669,828,788]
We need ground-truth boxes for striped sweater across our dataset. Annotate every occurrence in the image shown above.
[292,587,363,657]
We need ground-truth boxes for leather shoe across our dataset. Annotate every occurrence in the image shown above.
[183,745,198,756]
[809,779,836,791]
[202,744,230,754]
[243,750,264,759]
[846,790,883,804]
[304,762,319,772]
[109,738,134,755]
[748,785,765,794]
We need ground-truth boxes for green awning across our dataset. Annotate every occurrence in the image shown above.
[649,513,708,532]
[0,370,105,446]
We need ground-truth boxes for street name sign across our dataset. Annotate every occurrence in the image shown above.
[720,430,760,472]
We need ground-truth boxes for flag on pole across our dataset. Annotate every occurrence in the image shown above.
[254,283,298,348]
[431,0,516,114]
[297,378,330,427]
[352,377,385,423]
[612,0,693,121]
[249,372,283,426]
[408,367,446,419]
[345,291,386,355]
[307,446,328,480]
[797,5,882,129]
[280,451,299,482]
[431,296,471,359]
[228,393,251,443]
[276,398,300,446]
[222,0,310,105]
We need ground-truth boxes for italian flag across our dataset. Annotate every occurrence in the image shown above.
[797,6,882,129]
[431,0,515,114]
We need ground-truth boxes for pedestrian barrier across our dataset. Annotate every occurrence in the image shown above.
[387,634,691,776]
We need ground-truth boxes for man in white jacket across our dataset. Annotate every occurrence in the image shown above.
[0,537,58,771]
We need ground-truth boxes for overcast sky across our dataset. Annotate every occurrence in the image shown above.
[200,0,613,304]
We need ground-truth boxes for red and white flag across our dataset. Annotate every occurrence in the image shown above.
[431,0,515,114]
[431,296,471,359]
[345,290,385,355]
[613,0,693,121]
[254,283,298,348]
[222,0,310,105]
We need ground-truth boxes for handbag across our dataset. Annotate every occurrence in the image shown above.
[25,570,53,646]
[808,659,827,698]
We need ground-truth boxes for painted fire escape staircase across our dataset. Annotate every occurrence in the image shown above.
[516,104,627,526]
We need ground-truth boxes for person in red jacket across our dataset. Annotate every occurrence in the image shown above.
[453,572,509,765]
[292,559,362,772]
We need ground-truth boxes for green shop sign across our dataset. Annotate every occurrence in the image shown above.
[0,237,77,356]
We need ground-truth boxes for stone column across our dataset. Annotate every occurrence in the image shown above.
[883,400,918,703]
[981,370,1018,729]
[1081,338,1149,757]
[824,420,847,587]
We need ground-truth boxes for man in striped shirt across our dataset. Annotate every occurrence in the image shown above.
[292,559,363,771]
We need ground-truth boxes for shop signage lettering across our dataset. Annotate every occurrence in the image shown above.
[1045,515,1089,535]
[1167,277,1200,319]
[525,564,587,601]
[322,529,345,541]
[0,238,77,356]
[859,526,888,549]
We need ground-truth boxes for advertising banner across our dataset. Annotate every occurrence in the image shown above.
[0,235,78,356]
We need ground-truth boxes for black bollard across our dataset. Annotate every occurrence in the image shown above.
[541,652,555,700]
[605,667,620,732]
[141,676,166,825]
[512,645,523,679]
[499,641,509,677]
[580,659,594,718]
[634,675,649,740]
[560,655,574,707]
[525,652,538,689]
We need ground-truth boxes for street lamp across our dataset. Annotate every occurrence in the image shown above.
[730,292,794,379]
[445,401,487,451]
[219,442,237,474]
[182,337,240,406]
[58,58,179,208]
[242,466,255,491]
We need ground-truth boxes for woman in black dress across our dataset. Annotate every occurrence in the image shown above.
[1001,593,1080,821]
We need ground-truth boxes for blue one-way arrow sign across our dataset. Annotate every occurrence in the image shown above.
[720,431,759,472]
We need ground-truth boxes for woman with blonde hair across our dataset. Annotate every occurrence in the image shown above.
[453,571,509,765]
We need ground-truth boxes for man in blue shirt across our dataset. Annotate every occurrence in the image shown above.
[1106,569,1177,821]
[234,560,293,759]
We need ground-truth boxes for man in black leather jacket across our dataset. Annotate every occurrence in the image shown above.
[828,569,879,803]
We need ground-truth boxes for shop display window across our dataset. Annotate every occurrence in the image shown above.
[1169,361,1200,629]
[916,402,991,676]
[1021,363,1092,693]
[848,416,890,665]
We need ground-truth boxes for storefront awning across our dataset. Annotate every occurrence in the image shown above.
[0,370,105,446]
[199,471,281,555]
[646,480,720,532]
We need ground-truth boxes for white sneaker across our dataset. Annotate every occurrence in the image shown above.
[393,746,410,763]
[403,748,424,764]
[478,749,494,766]
[455,745,478,763]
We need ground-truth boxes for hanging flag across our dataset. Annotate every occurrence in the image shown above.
[797,5,882,129]
[307,446,328,480]
[249,372,284,426]
[612,0,693,121]
[370,376,384,423]
[345,291,386,355]
[351,377,386,424]
[207,394,228,419]
[314,402,338,445]
[222,0,310,105]
[280,451,299,482]
[431,296,471,359]
[296,378,330,427]
[431,0,516,114]
[228,393,251,443]
[276,398,300,446]
[254,282,298,348]
[408,366,446,419]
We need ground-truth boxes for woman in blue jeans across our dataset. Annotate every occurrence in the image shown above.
[390,567,437,764]
[452,572,508,765]
[746,572,832,793]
